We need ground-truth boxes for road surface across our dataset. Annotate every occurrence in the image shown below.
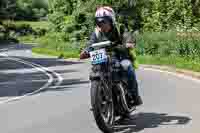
[0,43,199,133]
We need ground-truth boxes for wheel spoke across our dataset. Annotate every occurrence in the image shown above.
[97,84,114,125]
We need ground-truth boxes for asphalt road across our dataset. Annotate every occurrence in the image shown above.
[0,43,199,133]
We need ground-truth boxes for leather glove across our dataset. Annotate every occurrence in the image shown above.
[80,50,90,59]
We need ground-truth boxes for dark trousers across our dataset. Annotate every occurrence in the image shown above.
[112,57,140,97]
[127,64,139,96]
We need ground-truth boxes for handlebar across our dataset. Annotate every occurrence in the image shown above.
[90,41,122,51]
[91,41,112,49]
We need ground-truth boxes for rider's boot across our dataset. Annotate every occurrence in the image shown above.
[127,66,143,106]
[132,95,143,106]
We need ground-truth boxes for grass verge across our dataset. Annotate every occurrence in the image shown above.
[32,46,200,73]
[32,47,79,58]
[13,21,50,30]
[18,29,200,73]
[137,55,200,72]
[18,35,38,44]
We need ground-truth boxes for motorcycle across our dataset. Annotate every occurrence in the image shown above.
[86,41,136,133]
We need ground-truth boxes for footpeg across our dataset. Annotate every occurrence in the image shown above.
[90,108,94,111]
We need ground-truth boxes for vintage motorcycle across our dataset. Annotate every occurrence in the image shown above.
[87,41,136,133]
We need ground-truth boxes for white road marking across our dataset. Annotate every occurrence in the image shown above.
[140,67,200,84]
[10,57,63,87]
[0,57,53,104]
[0,53,63,104]
[0,53,8,57]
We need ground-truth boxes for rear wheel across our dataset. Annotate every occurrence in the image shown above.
[91,80,114,133]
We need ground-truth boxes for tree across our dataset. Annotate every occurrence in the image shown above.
[48,0,200,33]
[16,0,48,20]
[0,0,17,20]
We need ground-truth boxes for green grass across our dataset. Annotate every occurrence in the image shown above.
[18,31,80,58]
[137,55,200,72]
[18,35,38,43]
[32,47,79,58]
[12,21,50,30]
[136,31,200,58]
[15,29,200,73]
[135,31,200,72]
[32,47,200,73]
[2,20,50,43]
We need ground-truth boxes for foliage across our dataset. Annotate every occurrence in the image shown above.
[0,0,48,42]
[0,0,17,19]
[0,0,48,21]
[14,21,49,29]
[46,0,200,52]
[0,20,48,44]
[16,0,48,20]
[136,31,200,60]
[48,0,200,33]
[37,31,81,51]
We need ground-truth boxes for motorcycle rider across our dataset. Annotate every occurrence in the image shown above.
[80,6,143,106]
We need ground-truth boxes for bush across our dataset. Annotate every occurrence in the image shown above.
[15,23,34,36]
[15,0,48,21]
[34,28,47,36]
[48,12,66,31]
[37,32,81,51]
[13,22,47,37]
[136,31,200,60]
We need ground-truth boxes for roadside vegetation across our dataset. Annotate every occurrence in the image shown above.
[1,0,200,72]
[136,31,200,71]
[0,0,48,43]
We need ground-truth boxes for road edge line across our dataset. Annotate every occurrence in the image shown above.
[140,66,200,84]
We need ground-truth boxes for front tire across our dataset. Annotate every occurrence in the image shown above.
[90,80,114,133]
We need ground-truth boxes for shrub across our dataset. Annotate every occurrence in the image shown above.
[136,31,200,60]
[15,23,34,36]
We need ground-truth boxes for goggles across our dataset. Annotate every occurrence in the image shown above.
[95,17,112,27]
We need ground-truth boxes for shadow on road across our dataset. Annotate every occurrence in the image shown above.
[0,43,33,51]
[114,112,191,133]
[38,78,90,93]
[16,56,84,68]
[0,43,84,68]
[0,54,87,97]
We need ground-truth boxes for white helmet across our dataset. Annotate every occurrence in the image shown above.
[95,6,116,25]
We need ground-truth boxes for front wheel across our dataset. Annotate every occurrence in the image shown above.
[90,80,114,133]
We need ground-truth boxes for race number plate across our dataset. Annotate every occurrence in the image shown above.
[89,49,108,65]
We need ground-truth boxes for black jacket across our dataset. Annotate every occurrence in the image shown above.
[85,26,136,61]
